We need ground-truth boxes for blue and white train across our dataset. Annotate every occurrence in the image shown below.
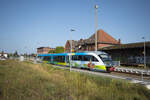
[38,51,115,72]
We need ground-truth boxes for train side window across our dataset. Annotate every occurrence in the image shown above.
[75,55,78,60]
[53,56,60,62]
[57,56,59,61]
[92,56,98,62]
[50,56,51,61]
[72,55,78,60]
[57,56,65,63]
[78,55,83,61]
[83,55,91,61]
[62,56,65,63]
[53,56,56,62]
[43,57,46,61]
[66,56,69,63]
[72,55,74,60]
[43,56,51,61]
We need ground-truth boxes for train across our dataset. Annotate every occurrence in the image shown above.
[37,51,115,72]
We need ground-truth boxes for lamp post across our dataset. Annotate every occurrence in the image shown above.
[70,29,75,72]
[95,5,98,51]
[142,37,146,69]
[141,37,146,81]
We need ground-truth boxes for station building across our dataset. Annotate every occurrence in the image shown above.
[65,29,121,52]
[65,29,150,66]
[99,42,150,66]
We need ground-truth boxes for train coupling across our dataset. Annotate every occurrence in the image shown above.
[106,67,115,72]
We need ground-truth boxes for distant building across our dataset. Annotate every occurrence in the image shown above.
[65,29,121,52]
[0,52,8,58]
[37,47,55,54]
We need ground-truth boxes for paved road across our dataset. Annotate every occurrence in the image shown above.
[53,65,150,89]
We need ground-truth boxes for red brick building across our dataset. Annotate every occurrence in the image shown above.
[65,29,121,52]
[37,47,55,54]
[65,40,78,53]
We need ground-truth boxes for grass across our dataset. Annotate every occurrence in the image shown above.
[0,60,150,100]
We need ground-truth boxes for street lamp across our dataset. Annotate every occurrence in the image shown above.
[141,37,146,81]
[95,5,98,51]
[70,29,75,72]
[142,37,146,69]
[70,29,75,53]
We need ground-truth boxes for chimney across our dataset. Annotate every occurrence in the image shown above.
[80,38,83,41]
[118,39,121,44]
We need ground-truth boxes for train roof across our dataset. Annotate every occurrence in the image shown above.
[38,53,67,57]
[78,51,107,55]
[38,51,107,57]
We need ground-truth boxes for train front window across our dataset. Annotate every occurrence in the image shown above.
[98,54,112,62]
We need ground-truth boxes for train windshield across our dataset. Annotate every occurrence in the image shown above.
[98,54,112,62]
[98,54,113,66]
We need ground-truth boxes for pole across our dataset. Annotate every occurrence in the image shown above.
[141,71,143,81]
[70,42,72,72]
[144,38,146,69]
[142,37,146,69]
[141,37,146,80]
[95,5,98,51]
[70,29,75,72]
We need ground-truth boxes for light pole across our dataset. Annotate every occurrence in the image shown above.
[141,37,146,81]
[142,37,146,69]
[70,29,75,72]
[95,5,98,51]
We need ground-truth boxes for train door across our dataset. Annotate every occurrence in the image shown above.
[66,56,70,66]
[83,55,100,69]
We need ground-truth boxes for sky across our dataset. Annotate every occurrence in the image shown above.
[0,0,150,54]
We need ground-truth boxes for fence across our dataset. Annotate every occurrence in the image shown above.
[112,61,120,67]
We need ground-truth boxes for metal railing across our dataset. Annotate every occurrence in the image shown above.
[112,61,120,67]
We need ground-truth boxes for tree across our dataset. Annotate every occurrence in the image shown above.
[48,50,55,53]
[55,46,64,53]
[13,51,19,57]
[30,53,37,57]
[48,46,64,54]
[8,53,13,58]
[23,53,27,57]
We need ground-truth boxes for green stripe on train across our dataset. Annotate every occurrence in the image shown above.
[95,65,106,71]
[46,61,106,71]
[53,62,67,66]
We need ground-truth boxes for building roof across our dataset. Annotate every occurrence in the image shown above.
[88,30,120,44]
[37,47,49,49]
[99,41,150,50]
[0,51,8,54]
[74,29,120,47]
[37,47,55,49]
[65,29,121,49]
